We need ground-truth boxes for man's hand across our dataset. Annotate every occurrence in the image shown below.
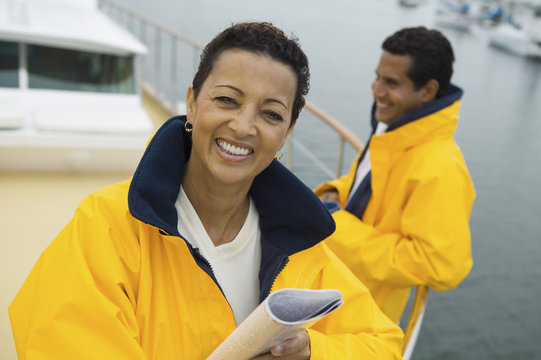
[318,190,339,202]
[251,330,310,360]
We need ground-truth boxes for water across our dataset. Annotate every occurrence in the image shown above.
[110,0,541,358]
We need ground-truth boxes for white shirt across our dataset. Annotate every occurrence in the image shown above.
[347,121,388,204]
[175,186,261,325]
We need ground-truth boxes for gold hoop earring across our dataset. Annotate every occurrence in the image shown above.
[184,120,193,133]
[275,148,283,160]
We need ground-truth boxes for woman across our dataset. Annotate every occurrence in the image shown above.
[9,22,403,359]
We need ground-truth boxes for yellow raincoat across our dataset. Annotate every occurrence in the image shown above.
[9,117,403,359]
[315,86,475,323]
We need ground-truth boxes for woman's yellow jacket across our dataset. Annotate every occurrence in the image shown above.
[315,86,476,323]
[9,117,403,359]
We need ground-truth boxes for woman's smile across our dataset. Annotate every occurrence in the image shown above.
[216,139,253,157]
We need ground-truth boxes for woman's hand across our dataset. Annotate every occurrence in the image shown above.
[251,330,310,360]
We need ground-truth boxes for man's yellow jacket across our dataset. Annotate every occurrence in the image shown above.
[315,86,476,323]
[9,117,403,359]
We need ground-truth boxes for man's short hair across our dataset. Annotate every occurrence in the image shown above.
[382,26,454,98]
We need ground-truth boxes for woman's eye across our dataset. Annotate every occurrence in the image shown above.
[216,96,237,105]
[264,111,283,122]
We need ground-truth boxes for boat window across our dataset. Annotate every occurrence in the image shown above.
[27,44,135,93]
[0,41,19,88]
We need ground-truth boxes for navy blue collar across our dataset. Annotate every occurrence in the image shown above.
[349,85,464,198]
[128,116,335,255]
[370,84,463,132]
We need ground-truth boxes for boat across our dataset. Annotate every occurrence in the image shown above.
[399,0,423,8]
[484,0,541,57]
[481,5,504,26]
[434,0,474,31]
[0,0,153,172]
[488,21,541,57]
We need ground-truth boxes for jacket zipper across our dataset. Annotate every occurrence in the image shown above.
[168,228,288,305]
[191,247,227,297]
[261,255,289,300]
[164,229,227,299]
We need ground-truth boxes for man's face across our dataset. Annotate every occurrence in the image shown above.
[371,51,430,125]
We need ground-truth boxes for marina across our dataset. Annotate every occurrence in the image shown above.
[1,0,541,359]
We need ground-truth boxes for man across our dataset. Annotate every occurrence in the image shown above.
[315,26,475,324]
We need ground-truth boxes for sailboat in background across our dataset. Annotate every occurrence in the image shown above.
[399,0,424,7]
[488,1,541,57]
[434,0,475,31]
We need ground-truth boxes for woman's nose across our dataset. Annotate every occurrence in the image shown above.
[229,107,257,136]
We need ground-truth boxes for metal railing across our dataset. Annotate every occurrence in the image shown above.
[99,0,363,182]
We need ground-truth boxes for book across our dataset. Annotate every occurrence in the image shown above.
[207,288,344,360]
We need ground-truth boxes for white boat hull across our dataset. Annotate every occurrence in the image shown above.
[489,23,541,57]
[0,131,147,172]
[435,11,473,31]
[0,89,153,172]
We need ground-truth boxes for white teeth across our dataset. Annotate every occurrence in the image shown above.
[217,139,251,156]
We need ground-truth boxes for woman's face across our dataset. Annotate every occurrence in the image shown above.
[186,49,297,187]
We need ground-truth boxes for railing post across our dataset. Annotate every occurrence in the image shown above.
[155,28,160,97]
[140,21,146,80]
[286,134,294,170]
[193,48,199,77]
[336,137,345,178]
[171,36,177,112]
[19,43,28,90]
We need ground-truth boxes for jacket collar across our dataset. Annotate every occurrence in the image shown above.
[370,84,463,132]
[128,115,335,255]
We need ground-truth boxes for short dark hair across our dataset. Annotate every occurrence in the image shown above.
[192,22,310,124]
[382,26,454,98]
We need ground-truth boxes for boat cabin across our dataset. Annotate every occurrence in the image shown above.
[0,0,153,172]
